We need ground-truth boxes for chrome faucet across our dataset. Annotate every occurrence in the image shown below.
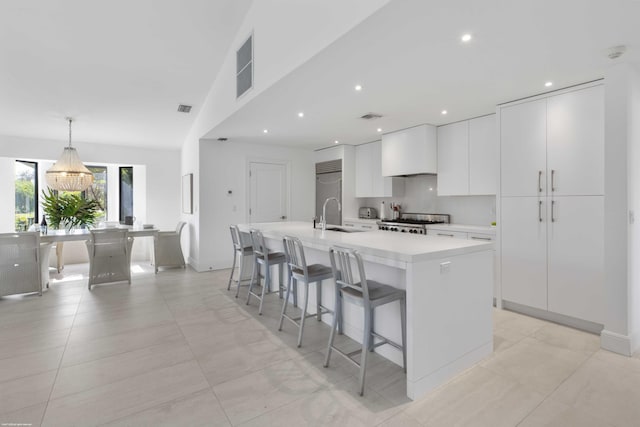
[320,197,342,231]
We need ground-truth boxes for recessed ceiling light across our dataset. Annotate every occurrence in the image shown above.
[545,81,553,87]
[334,140,339,144]
[377,128,382,133]
[354,85,362,91]
[298,112,304,118]
[461,34,472,42]
[441,110,448,115]
[263,129,268,134]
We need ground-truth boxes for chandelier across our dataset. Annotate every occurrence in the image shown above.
[46,118,94,192]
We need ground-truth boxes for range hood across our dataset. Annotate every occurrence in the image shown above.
[381,124,437,176]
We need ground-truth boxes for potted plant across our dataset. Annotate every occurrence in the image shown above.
[41,189,100,232]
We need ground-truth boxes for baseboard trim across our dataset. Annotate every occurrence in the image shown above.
[502,300,603,334]
[601,330,633,356]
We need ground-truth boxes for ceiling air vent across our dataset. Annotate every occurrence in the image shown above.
[236,34,253,98]
[217,137,228,141]
[177,104,192,113]
[360,112,383,120]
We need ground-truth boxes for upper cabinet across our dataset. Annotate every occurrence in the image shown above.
[500,85,604,197]
[381,124,437,176]
[437,114,497,196]
[355,141,404,198]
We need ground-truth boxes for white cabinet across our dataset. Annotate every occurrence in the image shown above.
[381,124,437,176]
[437,115,497,196]
[500,197,548,311]
[499,83,604,325]
[469,115,497,195]
[500,99,547,197]
[547,196,604,323]
[355,141,403,198]
[437,121,468,195]
[547,86,604,196]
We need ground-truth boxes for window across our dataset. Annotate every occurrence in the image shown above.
[14,160,38,231]
[236,34,253,98]
[82,166,107,222]
[119,166,133,223]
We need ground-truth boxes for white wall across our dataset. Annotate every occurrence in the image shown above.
[359,174,496,226]
[194,140,314,272]
[181,0,391,269]
[602,62,640,355]
[628,64,640,353]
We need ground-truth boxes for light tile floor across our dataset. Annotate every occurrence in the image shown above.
[1,264,639,426]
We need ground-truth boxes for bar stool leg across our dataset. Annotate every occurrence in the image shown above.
[369,310,375,352]
[278,275,293,331]
[400,297,407,373]
[227,250,237,291]
[359,308,372,396]
[278,263,284,299]
[324,294,341,368]
[258,262,270,315]
[292,270,298,307]
[297,283,310,347]
[315,281,322,321]
[246,259,258,301]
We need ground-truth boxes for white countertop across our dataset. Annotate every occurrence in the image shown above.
[238,221,493,265]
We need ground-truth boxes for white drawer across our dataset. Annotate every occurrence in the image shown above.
[427,229,468,239]
[468,233,494,242]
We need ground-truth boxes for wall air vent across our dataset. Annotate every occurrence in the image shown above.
[236,34,253,98]
[360,112,383,120]
[177,104,192,113]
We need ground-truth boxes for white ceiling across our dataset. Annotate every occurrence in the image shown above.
[2,0,639,152]
[0,0,251,149]
[207,0,640,149]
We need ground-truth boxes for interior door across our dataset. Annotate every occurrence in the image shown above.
[249,162,287,223]
[501,196,548,310]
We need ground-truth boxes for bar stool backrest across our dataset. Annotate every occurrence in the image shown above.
[229,225,243,252]
[283,236,308,278]
[249,229,267,258]
[328,246,371,302]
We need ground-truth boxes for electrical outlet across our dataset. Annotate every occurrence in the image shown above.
[440,261,451,274]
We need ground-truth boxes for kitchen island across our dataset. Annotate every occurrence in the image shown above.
[238,221,494,400]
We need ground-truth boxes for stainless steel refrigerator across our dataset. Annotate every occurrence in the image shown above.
[315,160,342,226]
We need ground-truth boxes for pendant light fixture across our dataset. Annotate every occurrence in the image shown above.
[46,118,94,192]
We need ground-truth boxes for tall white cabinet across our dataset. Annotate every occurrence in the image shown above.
[499,83,604,325]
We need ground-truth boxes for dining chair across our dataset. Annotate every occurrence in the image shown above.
[86,229,133,290]
[0,232,46,297]
[153,221,187,273]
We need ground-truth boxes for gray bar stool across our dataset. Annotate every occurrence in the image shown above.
[227,225,254,298]
[247,229,287,315]
[279,236,334,347]
[324,246,407,396]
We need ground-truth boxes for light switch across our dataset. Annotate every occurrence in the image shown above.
[440,261,451,274]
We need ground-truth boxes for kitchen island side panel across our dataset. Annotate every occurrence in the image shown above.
[405,249,494,399]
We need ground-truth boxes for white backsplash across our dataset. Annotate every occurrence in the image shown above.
[361,175,496,226]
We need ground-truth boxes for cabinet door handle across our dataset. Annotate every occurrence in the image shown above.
[437,233,454,237]
[538,200,543,222]
[551,200,556,222]
[551,169,556,192]
[538,171,543,193]
[471,236,492,241]
[362,225,373,229]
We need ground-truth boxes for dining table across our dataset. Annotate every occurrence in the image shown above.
[40,227,158,272]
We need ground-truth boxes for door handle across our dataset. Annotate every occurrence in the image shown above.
[471,236,492,241]
[538,171,543,193]
[551,169,556,192]
[538,200,543,222]
[551,200,555,223]
[437,233,454,237]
